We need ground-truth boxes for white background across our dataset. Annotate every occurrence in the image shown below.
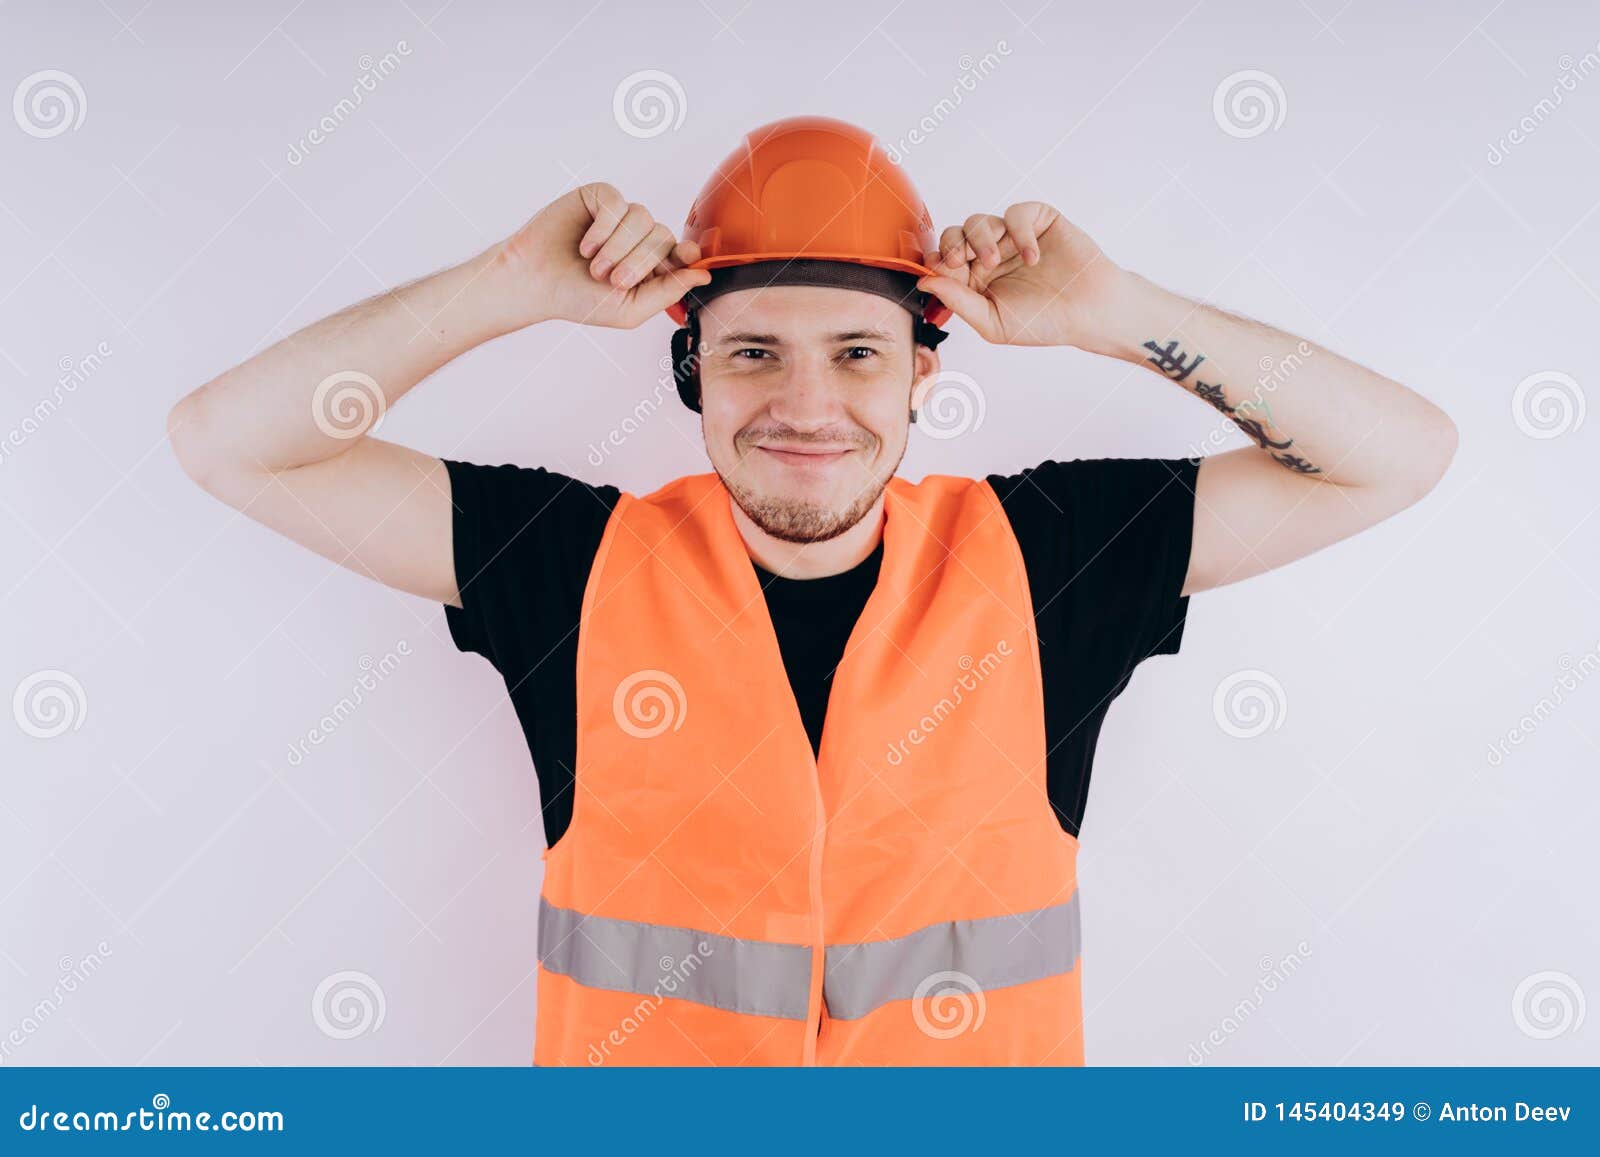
[2,0,1596,1064]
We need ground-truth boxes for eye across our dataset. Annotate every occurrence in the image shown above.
[732,348,771,360]
[841,346,879,360]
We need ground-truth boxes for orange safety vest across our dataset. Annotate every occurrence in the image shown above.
[535,471,1083,1065]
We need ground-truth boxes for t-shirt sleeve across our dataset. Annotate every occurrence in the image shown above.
[441,459,619,678]
[990,456,1201,675]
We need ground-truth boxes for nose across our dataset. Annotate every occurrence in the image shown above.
[766,356,842,431]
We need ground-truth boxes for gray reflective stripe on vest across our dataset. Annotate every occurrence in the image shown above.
[822,894,1082,1021]
[537,897,813,1021]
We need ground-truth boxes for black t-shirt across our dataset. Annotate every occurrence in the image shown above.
[443,457,1200,845]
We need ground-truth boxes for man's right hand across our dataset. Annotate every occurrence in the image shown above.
[498,182,711,330]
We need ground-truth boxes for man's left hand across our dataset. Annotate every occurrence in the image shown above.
[916,202,1124,349]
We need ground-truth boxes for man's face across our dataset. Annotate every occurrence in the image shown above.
[696,284,941,544]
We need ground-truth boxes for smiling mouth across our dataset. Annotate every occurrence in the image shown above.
[756,445,855,467]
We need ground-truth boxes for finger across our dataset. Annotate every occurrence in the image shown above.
[627,265,714,321]
[589,203,655,279]
[1003,203,1045,265]
[576,183,629,259]
[936,225,970,268]
[611,223,677,288]
[963,213,1008,268]
[657,238,701,276]
[916,272,1000,341]
[931,228,975,288]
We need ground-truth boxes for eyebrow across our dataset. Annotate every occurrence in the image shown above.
[716,327,899,345]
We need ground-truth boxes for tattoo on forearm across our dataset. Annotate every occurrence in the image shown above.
[1195,386,1294,452]
[1271,453,1320,474]
[1142,338,1323,475]
[1142,339,1205,382]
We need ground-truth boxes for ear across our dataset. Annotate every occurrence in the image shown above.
[910,343,942,413]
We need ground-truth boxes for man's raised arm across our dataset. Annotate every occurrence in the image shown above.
[165,183,710,606]
[915,202,1458,598]
[1078,268,1457,596]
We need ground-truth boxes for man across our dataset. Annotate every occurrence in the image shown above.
[168,116,1456,1066]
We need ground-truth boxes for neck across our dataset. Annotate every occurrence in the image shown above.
[730,491,886,579]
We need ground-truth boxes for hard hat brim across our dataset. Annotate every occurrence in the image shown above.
[666,252,951,327]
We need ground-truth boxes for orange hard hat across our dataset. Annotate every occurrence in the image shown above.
[665,116,952,329]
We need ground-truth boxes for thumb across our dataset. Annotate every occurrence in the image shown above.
[917,274,997,338]
[629,266,712,320]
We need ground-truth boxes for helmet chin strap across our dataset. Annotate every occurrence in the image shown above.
[912,317,950,350]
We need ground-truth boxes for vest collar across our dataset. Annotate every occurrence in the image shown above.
[695,471,915,606]
[690,471,916,769]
